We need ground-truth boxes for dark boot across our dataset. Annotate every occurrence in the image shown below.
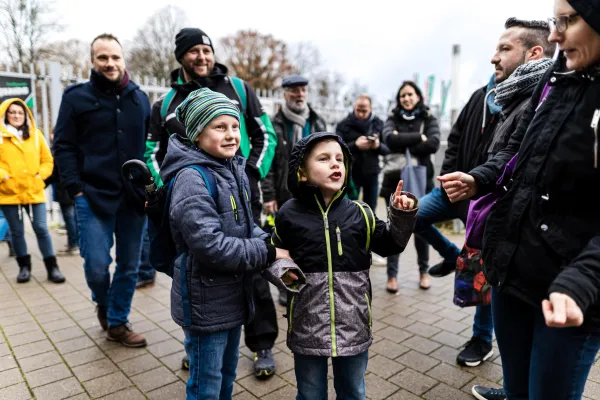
[43,256,66,283]
[16,255,31,283]
[107,323,147,347]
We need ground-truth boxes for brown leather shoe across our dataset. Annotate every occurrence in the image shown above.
[107,323,147,347]
[96,306,108,331]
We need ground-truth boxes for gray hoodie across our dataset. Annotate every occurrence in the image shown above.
[161,136,269,332]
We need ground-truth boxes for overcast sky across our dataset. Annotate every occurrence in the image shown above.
[54,0,553,111]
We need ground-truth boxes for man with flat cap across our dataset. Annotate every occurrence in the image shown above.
[261,76,327,306]
[142,27,280,380]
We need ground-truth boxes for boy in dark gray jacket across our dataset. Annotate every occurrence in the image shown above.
[161,88,287,400]
[265,132,418,399]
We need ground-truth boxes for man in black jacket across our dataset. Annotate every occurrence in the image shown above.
[336,94,388,212]
[417,19,554,375]
[141,28,279,379]
[54,34,151,348]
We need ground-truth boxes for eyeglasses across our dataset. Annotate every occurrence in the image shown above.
[548,13,579,33]
[7,111,24,116]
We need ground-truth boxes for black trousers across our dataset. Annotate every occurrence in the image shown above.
[244,168,278,352]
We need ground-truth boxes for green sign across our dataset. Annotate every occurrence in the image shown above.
[0,75,35,109]
[441,80,452,117]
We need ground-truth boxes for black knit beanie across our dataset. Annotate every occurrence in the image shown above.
[174,28,214,61]
[568,0,600,35]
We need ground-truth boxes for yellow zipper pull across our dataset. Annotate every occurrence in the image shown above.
[336,226,343,256]
[230,195,238,221]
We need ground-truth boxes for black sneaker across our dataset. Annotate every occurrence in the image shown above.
[457,337,493,367]
[428,260,457,277]
[181,355,189,370]
[254,349,275,380]
[471,385,506,400]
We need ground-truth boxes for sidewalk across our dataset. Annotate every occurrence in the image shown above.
[1,226,599,399]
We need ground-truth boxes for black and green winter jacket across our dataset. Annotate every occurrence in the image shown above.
[268,132,418,357]
[144,64,277,187]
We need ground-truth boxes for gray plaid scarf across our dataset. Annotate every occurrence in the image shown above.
[495,58,554,107]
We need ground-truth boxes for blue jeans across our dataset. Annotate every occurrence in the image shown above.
[413,187,464,264]
[137,218,155,281]
[493,289,600,399]
[294,351,369,400]
[74,195,145,327]
[473,304,493,343]
[59,202,78,247]
[184,326,242,400]
[1,204,54,258]
[0,209,10,241]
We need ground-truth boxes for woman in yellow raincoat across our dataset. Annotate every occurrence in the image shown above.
[0,98,65,283]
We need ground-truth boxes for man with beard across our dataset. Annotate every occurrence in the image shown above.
[261,76,327,305]
[142,28,279,379]
[54,34,151,347]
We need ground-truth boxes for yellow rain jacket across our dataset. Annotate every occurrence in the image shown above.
[0,98,53,205]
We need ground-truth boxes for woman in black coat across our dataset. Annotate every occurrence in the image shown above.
[381,81,440,292]
[439,0,600,396]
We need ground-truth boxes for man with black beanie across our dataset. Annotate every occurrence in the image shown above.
[142,27,279,380]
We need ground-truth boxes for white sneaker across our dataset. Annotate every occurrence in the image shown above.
[372,254,387,266]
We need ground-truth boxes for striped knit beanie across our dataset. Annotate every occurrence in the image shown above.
[175,88,240,142]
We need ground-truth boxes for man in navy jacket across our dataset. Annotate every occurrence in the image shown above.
[54,33,151,347]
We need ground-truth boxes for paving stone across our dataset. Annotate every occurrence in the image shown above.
[19,350,63,373]
[72,358,118,382]
[377,326,413,343]
[54,336,95,355]
[130,366,178,392]
[159,350,187,372]
[584,380,600,400]
[36,310,69,324]
[233,391,259,399]
[427,363,475,389]
[431,331,468,349]
[465,360,504,382]
[2,321,39,335]
[430,345,460,364]
[0,312,34,326]
[370,338,410,360]
[367,354,405,379]
[105,346,148,363]
[389,368,438,396]
[118,353,161,377]
[63,347,106,368]
[142,328,172,345]
[147,338,183,358]
[381,314,415,329]
[13,339,54,359]
[0,382,31,400]
[25,362,72,388]
[397,350,440,373]
[0,343,9,357]
[433,318,470,334]
[83,371,132,398]
[261,384,297,400]
[0,355,17,373]
[98,386,146,400]
[0,367,24,389]
[406,310,443,325]
[32,377,84,400]
[41,318,77,333]
[237,374,287,397]
[402,335,443,355]
[364,372,399,400]
[386,388,423,400]
[423,382,473,400]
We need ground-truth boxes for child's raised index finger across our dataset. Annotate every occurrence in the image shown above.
[396,180,404,195]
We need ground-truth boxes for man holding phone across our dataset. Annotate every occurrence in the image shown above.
[336,94,389,212]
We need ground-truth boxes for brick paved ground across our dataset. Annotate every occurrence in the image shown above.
[2,218,600,399]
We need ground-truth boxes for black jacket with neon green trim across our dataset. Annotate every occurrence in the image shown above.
[270,132,417,357]
[144,65,277,187]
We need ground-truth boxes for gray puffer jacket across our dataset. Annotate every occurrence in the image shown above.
[268,132,418,357]
[161,135,270,333]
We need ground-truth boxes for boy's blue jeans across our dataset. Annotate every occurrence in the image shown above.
[74,195,144,327]
[493,289,600,399]
[184,326,242,400]
[294,351,369,400]
[137,218,155,281]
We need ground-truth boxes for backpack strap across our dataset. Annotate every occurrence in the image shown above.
[229,76,247,113]
[168,165,217,327]
[160,88,177,122]
[353,201,376,251]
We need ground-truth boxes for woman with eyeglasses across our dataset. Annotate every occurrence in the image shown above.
[0,99,65,284]
[438,0,600,398]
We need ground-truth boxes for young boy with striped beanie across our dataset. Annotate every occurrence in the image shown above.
[158,88,289,399]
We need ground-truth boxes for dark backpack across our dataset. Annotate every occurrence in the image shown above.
[147,165,217,278]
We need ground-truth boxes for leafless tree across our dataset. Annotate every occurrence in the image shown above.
[289,41,322,80]
[0,0,63,71]
[126,5,188,80]
[220,30,294,92]
[44,38,89,75]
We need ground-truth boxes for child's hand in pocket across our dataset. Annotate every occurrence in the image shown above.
[392,180,415,210]
[282,271,299,286]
